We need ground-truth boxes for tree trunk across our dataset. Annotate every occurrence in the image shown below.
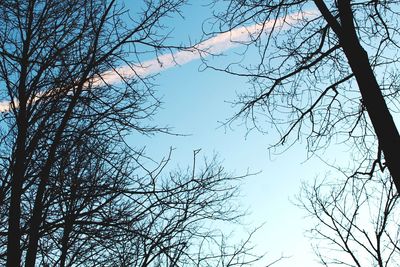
[7,37,31,267]
[25,178,47,267]
[7,110,27,267]
[7,2,34,265]
[338,1,400,191]
[59,181,77,267]
[59,215,74,267]
[344,45,400,189]
[25,77,85,267]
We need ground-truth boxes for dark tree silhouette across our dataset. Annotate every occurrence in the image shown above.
[0,1,178,265]
[207,1,400,190]
[299,173,400,266]
[0,0,267,266]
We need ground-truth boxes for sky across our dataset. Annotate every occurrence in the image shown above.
[0,1,351,266]
[123,2,349,266]
[0,1,396,266]
[94,2,399,265]
[124,2,325,267]
[0,10,311,112]
[94,16,398,260]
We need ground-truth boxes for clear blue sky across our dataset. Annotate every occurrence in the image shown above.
[124,1,353,266]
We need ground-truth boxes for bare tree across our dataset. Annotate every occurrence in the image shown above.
[299,172,400,267]
[0,0,273,266]
[0,0,185,265]
[0,0,278,266]
[23,140,263,266]
[206,1,400,190]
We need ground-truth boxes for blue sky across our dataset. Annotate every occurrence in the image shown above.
[122,1,352,266]
[135,54,329,267]
[0,1,396,266]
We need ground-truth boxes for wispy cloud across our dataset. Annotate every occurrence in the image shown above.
[0,11,316,112]
[104,10,316,81]
[0,102,9,112]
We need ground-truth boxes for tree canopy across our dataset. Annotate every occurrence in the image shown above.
[207,0,400,189]
[0,1,264,266]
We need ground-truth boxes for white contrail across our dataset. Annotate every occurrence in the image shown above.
[0,11,317,112]
[0,102,9,112]
[103,10,315,81]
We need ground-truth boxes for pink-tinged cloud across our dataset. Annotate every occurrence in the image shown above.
[101,10,316,82]
[0,10,317,112]
[0,102,8,112]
